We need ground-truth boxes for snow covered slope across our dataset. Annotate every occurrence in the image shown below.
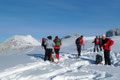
[0,35,41,53]
[0,35,120,80]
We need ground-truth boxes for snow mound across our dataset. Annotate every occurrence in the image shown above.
[0,35,41,53]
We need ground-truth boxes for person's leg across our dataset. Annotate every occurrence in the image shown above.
[57,49,60,60]
[97,44,99,52]
[99,44,102,51]
[44,46,47,60]
[56,54,59,60]
[55,49,57,58]
[51,54,54,62]
[48,49,52,61]
[76,45,79,56]
[55,49,60,60]
[77,47,80,56]
[79,45,81,56]
[94,44,96,52]
[44,49,48,61]
[44,52,47,61]
[104,50,108,65]
[43,45,46,50]
[106,50,111,65]
[54,49,57,54]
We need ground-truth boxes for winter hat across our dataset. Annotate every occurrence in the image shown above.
[81,35,83,38]
[55,36,58,39]
[102,34,106,37]
[47,36,52,40]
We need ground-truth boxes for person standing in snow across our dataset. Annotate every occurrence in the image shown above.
[92,36,99,52]
[101,34,114,65]
[75,35,84,57]
[99,36,102,51]
[53,36,62,61]
[44,36,55,61]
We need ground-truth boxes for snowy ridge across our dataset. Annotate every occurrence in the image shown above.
[0,35,41,53]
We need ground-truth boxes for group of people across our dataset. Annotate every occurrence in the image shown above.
[92,36,102,52]
[75,34,114,65]
[42,36,61,62]
[42,34,114,65]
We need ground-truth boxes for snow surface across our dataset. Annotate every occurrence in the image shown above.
[0,35,120,80]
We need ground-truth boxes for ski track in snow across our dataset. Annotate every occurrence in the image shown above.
[0,48,115,80]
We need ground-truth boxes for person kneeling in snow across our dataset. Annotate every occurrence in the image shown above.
[44,36,55,61]
[101,34,114,65]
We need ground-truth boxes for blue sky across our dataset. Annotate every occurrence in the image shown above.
[0,0,120,41]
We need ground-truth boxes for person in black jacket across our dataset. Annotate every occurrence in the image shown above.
[75,35,84,57]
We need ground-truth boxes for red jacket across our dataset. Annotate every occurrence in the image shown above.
[80,38,84,45]
[101,38,114,51]
[95,38,99,44]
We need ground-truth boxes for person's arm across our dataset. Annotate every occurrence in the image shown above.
[75,39,77,44]
[101,40,104,47]
[60,39,62,46]
[53,39,55,43]
[44,40,47,46]
[108,39,114,47]
[52,42,55,47]
[92,39,95,43]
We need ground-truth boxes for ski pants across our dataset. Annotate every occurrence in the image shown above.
[99,44,102,51]
[77,45,81,56]
[44,49,52,61]
[54,49,60,60]
[94,44,99,52]
[104,50,111,65]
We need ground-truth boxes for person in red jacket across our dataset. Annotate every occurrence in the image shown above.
[75,35,84,57]
[54,36,62,61]
[92,36,99,52]
[101,34,114,65]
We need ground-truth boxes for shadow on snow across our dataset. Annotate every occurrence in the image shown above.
[27,54,45,60]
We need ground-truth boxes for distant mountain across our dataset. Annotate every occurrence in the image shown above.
[0,35,41,53]
[106,28,120,37]
[62,33,81,40]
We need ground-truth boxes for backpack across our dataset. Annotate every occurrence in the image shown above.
[95,54,102,64]
[76,37,81,45]
[55,39,61,47]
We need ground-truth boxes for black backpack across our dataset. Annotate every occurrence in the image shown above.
[95,54,102,64]
[76,37,81,45]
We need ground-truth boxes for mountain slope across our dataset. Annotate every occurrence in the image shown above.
[0,35,41,53]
